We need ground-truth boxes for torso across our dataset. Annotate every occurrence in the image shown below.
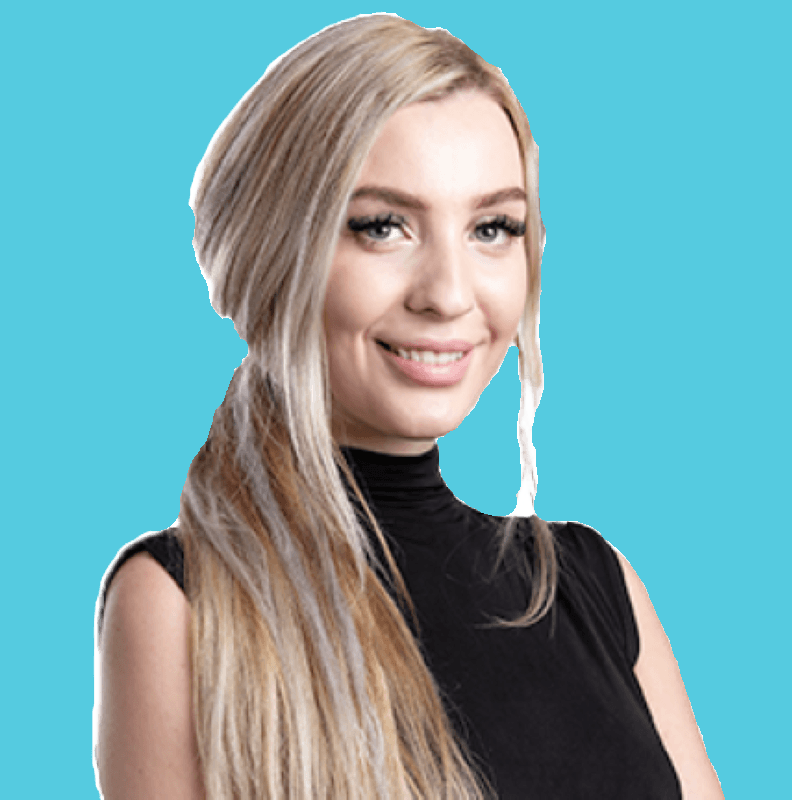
[100,445,682,799]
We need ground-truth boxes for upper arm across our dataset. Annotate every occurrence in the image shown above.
[95,552,204,800]
[615,550,723,800]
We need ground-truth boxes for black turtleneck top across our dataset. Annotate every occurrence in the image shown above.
[100,445,681,799]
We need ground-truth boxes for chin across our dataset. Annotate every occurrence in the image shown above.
[391,414,460,441]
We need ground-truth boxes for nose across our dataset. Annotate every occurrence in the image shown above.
[404,234,475,319]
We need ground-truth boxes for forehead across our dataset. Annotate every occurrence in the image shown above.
[354,92,525,203]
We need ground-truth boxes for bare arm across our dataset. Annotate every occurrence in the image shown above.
[95,553,204,800]
[616,551,723,800]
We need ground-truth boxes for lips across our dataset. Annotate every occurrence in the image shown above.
[376,339,475,387]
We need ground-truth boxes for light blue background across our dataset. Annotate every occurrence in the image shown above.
[3,1,788,796]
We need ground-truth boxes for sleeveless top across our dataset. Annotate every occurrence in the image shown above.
[99,445,681,799]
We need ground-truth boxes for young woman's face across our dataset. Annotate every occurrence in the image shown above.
[324,91,528,455]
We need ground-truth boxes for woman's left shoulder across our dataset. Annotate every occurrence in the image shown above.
[546,518,603,545]
[544,518,624,577]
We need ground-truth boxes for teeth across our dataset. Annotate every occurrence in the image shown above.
[395,348,465,365]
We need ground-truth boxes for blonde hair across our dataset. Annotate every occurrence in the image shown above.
[182,14,555,798]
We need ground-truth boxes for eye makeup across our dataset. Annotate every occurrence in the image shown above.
[345,211,526,246]
[347,212,408,241]
[475,215,526,239]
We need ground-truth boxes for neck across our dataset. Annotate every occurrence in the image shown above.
[333,433,437,457]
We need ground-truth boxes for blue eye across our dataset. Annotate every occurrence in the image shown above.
[475,215,526,243]
[347,213,407,242]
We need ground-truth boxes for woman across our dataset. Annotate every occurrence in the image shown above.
[95,14,722,799]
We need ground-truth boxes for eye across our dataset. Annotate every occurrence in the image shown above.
[474,215,527,245]
[347,213,408,244]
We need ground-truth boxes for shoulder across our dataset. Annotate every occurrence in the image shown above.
[107,528,184,589]
[541,519,639,665]
[101,547,188,636]
[98,551,191,684]
[98,541,192,705]
[95,544,202,798]
[97,529,185,640]
[548,519,627,595]
[548,518,610,556]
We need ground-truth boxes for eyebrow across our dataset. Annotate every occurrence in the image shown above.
[349,186,527,211]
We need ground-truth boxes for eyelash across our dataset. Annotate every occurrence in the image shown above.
[346,213,527,244]
[476,215,527,241]
[347,213,407,241]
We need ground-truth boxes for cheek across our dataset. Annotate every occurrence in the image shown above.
[322,260,391,401]
[323,268,366,340]
[323,254,407,352]
[490,260,528,341]
[323,281,359,397]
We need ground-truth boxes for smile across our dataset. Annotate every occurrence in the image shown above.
[376,339,474,387]
[378,341,465,365]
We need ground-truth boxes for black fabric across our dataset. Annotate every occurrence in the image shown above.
[99,444,681,798]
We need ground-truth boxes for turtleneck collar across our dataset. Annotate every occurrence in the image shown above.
[339,443,459,520]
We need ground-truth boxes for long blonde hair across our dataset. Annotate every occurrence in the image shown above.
[182,14,555,798]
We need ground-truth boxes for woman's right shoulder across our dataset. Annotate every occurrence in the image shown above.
[97,529,185,640]
[95,534,203,799]
[99,549,190,658]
